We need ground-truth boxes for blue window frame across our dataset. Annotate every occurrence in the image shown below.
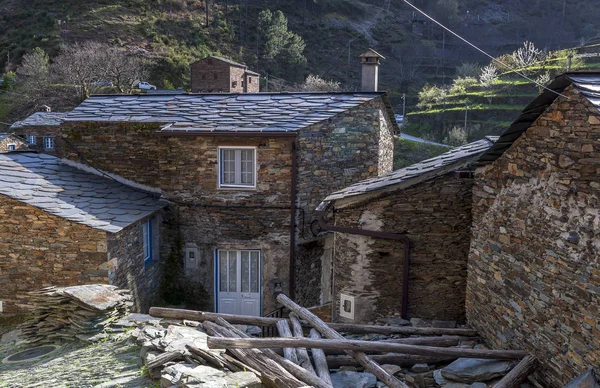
[143,220,152,267]
[7,144,15,151]
[43,136,55,150]
[27,135,36,145]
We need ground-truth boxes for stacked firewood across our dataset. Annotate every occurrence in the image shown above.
[149,294,538,388]
[19,284,131,344]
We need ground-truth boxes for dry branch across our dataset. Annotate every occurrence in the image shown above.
[276,294,408,388]
[327,353,457,368]
[494,355,538,388]
[290,313,317,375]
[310,329,334,386]
[276,319,300,364]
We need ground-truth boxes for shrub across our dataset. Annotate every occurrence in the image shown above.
[535,71,551,93]
[417,85,447,109]
[1,71,16,91]
[449,77,478,95]
[443,126,468,146]
[456,62,480,78]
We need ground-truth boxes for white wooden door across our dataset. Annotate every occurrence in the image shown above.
[217,250,261,316]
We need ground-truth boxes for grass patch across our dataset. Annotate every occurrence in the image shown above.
[393,136,450,170]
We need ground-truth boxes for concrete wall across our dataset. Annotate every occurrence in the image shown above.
[467,87,600,386]
[331,174,474,323]
[0,195,108,313]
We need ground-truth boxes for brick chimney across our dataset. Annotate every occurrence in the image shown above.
[359,49,385,92]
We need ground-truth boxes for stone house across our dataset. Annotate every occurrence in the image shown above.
[0,153,167,314]
[15,86,396,316]
[314,137,497,324]
[0,133,28,152]
[11,112,68,154]
[190,56,260,93]
[467,73,600,386]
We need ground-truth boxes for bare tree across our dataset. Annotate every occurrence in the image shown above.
[298,74,341,92]
[512,41,543,69]
[479,64,499,87]
[100,46,148,93]
[16,47,50,100]
[52,42,106,101]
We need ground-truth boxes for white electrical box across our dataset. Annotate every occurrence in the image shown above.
[339,293,355,320]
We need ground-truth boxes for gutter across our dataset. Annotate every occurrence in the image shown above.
[153,130,298,138]
[315,201,412,319]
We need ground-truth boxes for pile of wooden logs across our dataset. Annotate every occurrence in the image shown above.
[19,284,131,344]
[149,294,538,388]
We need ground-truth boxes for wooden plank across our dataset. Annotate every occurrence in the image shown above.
[149,307,478,336]
[213,318,333,388]
[494,355,538,388]
[276,319,300,364]
[207,336,528,360]
[326,353,457,368]
[310,329,334,386]
[289,313,317,375]
[276,293,408,388]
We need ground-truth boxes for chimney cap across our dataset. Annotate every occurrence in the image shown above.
[359,48,385,60]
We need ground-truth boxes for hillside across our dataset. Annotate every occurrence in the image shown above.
[0,0,599,125]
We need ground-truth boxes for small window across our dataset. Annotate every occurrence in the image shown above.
[7,144,15,151]
[185,247,199,270]
[43,136,55,150]
[219,147,256,188]
[27,135,36,145]
[248,77,252,84]
[241,81,245,88]
[143,220,152,267]
[214,73,218,80]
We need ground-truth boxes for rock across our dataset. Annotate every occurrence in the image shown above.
[410,318,429,327]
[434,369,447,385]
[245,325,263,337]
[564,369,600,388]
[339,366,359,372]
[162,364,263,388]
[224,371,263,388]
[376,382,388,388]
[442,358,516,383]
[471,383,487,388]
[445,384,471,388]
[1,329,21,343]
[143,325,167,339]
[376,317,410,326]
[331,371,377,388]
[412,363,429,373]
[381,364,403,376]
[161,325,217,356]
[432,320,456,328]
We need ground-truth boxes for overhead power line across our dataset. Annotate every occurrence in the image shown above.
[401,0,569,99]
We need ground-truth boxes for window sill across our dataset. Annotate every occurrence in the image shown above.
[218,185,257,191]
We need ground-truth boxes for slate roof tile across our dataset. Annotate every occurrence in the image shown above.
[10,112,68,129]
[0,153,167,233]
[325,136,499,202]
[64,92,393,133]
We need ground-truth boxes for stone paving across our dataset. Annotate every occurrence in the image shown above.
[0,331,154,388]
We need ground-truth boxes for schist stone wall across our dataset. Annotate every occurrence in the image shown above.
[0,135,28,152]
[467,87,600,386]
[190,59,259,93]
[0,195,109,313]
[331,174,474,324]
[108,214,163,313]
[14,126,62,155]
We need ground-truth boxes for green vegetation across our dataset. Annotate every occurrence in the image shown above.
[393,136,450,170]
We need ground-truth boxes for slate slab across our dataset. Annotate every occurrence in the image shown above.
[564,369,600,388]
[441,358,516,383]
[331,371,377,388]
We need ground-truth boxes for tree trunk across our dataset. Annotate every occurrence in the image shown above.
[289,313,317,375]
[276,319,300,364]
[310,329,333,386]
[494,355,538,388]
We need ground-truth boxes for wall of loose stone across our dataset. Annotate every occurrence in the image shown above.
[295,239,326,307]
[0,135,28,152]
[331,174,474,323]
[191,59,233,93]
[0,196,109,313]
[467,87,600,387]
[13,126,62,155]
[107,213,164,313]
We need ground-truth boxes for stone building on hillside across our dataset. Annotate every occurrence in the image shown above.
[467,73,600,386]
[190,56,260,93]
[14,88,396,316]
[11,112,68,154]
[0,153,166,313]
[315,137,497,324]
[0,133,28,152]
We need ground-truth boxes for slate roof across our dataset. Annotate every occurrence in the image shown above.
[10,112,68,129]
[192,55,248,68]
[324,136,498,202]
[0,153,167,233]
[478,72,600,166]
[65,92,398,133]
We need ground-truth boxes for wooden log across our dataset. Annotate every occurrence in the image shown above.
[310,329,334,386]
[289,313,317,375]
[327,353,457,368]
[379,336,463,346]
[149,307,478,336]
[207,337,528,360]
[187,345,240,371]
[146,351,183,369]
[203,321,305,388]
[213,318,333,388]
[276,319,300,364]
[494,355,538,388]
[276,294,408,388]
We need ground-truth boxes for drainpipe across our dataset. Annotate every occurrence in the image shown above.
[289,140,298,300]
[315,201,412,319]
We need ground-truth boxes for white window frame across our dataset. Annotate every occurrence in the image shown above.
[217,146,257,189]
[142,219,152,267]
[185,247,199,270]
[7,144,15,151]
[43,136,55,150]
[27,135,36,145]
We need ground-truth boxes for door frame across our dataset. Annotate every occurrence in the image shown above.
[214,248,263,316]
